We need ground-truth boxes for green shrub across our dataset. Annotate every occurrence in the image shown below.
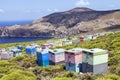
[52,77,73,80]
[0,70,36,80]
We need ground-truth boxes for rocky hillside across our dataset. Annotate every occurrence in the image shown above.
[0,7,120,38]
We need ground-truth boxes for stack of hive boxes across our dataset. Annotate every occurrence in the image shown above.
[54,40,63,47]
[26,46,36,56]
[18,45,23,50]
[82,48,108,75]
[11,49,22,57]
[0,48,5,52]
[85,35,93,40]
[36,48,50,66]
[8,47,22,57]
[1,51,13,60]
[65,48,84,72]
[49,48,65,65]
[0,48,6,59]
[0,48,5,59]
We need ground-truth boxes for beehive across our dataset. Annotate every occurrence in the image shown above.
[11,49,22,57]
[26,46,36,55]
[49,48,65,65]
[72,40,79,44]
[55,40,63,47]
[18,45,23,50]
[1,51,13,60]
[82,48,108,74]
[85,35,93,40]
[0,48,6,52]
[37,49,50,66]
[65,48,84,72]
[62,40,72,46]
[66,63,82,73]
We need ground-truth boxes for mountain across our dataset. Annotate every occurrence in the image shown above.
[0,7,120,38]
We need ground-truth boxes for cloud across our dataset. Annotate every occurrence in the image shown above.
[24,10,41,13]
[0,9,5,13]
[76,0,90,7]
[25,10,31,13]
[47,8,59,12]
[47,9,52,12]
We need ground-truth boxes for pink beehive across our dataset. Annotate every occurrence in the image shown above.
[65,48,84,64]
[0,48,6,53]
[49,49,65,65]
[1,51,13,60]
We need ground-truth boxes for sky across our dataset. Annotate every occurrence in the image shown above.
[0,0,120,21]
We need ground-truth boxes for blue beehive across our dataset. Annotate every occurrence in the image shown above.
[66,63,82,73]
[26,46,36,55]
[37,49,49,66]
[18,45,23,50]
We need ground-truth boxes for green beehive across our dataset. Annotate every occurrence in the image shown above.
[82,48,108,65]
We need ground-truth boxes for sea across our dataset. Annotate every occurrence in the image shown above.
[0,37,46,44]
[0,20,46,44]
[0,20,33,27]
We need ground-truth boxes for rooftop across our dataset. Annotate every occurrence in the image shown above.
[65,48,85,53]
[83,48,107,53]
[1,51,13,54]
[37,48,52,54]
[49,48,65,54]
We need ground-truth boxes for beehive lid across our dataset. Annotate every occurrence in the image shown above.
[83,48,108,56]
[18,45,22,47]
[11,48,21,52]
[65,48,85,54]
[37,48,51,54]
[0,48,6,52]
[1,51,13,54]
[26,46,35,49]
[49,48,65,55]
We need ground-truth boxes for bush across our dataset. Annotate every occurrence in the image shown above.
[52,77,73,80]
[0,70,36,80]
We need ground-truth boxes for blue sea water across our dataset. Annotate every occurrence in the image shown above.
[0,20,33,27]
[0,20,48,44]
[0,37,47,44]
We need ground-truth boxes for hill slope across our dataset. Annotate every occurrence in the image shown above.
[0,7,120,38]
[0,31,120,80]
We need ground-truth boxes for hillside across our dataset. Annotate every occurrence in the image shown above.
[0,7,120,38]
[0,31,120,80]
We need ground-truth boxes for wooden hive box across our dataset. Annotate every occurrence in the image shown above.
[49,48,65,65]
[82,48,108,74]
[11,49,22,57]
[37,49,50,66]
[65,48,85,73]
[26,46,36,55]
[1,51,13,60]
[65,48,84,64]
